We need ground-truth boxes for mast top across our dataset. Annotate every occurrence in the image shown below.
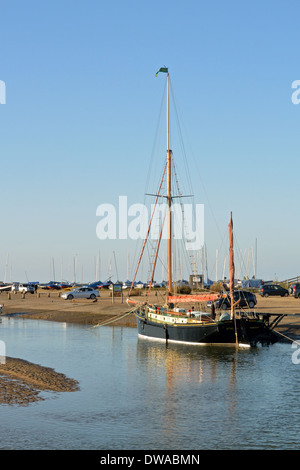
[155,67,168,78]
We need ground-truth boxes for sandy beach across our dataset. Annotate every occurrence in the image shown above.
[0,288,137,327]
[1,288,300,406]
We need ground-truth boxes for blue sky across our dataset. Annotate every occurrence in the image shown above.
[0,0,299,283]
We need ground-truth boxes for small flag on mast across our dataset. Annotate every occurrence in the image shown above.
[155,67,168,78]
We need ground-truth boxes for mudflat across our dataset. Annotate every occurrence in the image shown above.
[0,357,79,406]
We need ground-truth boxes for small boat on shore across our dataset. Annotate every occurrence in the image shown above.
[127,68,278,347]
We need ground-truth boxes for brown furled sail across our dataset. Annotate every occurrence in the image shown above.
[229,211,234,319]
[168,294,219,303]
[229,211,238,344]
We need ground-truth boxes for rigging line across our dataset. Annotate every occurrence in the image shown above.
[170,80,226,283]
[87,308,137,329]
[146,236,168,280]
[129,162,167,295]
[144,195,169,277]
[145,81,167,199]
[145,210,172,281]
[171,158,197,274]
[236,243,247,281]
[131,161,167,279]
[176,237,194,279]
[273,329,300,346]
[233,235,250,279]
[145,163,168,282]
[169,82,223,243]
[174,213,197,276]
[169,79,195,199]
[147,212,166,299]
[180,237,197,280]
[210,225,229,280]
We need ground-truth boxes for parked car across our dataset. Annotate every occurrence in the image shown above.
[12,283,35,294]
[210,290,257,310]
[61,287,100,300]
[21,284,35,294]
[292,283,300,298]
[259,284,289,297]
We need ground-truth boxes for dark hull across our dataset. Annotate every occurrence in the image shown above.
[214,318,278,346]
[136,314,218,344]
[136,313,278,347]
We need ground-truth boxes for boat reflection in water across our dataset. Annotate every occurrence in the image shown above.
[135,337,249,434]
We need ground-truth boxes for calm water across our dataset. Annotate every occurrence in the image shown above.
[0,316,299,450]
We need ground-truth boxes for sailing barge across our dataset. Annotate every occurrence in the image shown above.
[128,68,278,348]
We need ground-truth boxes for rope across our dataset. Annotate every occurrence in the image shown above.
[87,307,138,329]
[273,329,300,346]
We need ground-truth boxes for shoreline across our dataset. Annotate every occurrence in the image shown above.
[1,288,300,338]
[0,289,137,327]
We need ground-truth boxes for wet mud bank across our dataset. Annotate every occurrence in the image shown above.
[0,357,79,406]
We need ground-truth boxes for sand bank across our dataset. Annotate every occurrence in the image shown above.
[0,288,137,327]
[0,357,79,406]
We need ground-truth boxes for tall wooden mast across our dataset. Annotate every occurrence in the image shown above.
[155,67,172,294]
[166,71,172,294]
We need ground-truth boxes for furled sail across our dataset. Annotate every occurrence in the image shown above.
[168,294,219,303]
[229,211,234,317]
